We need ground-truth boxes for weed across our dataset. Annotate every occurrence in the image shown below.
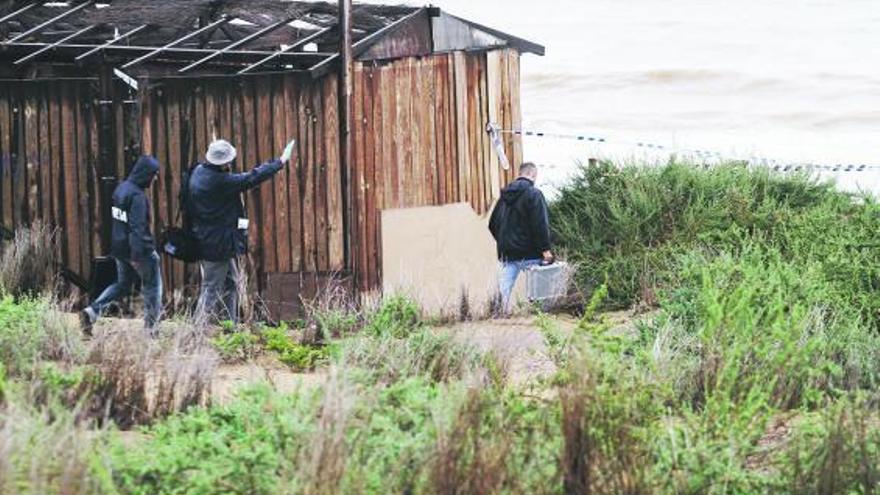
[364,294,421,338]
[211,330,261,363]
[112,385,320,495]
[0,400,110,494]
[341,329,482,384]
[0,222,58,299]
[780,394,880,493]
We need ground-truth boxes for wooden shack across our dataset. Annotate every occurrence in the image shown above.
[0,0,543,316]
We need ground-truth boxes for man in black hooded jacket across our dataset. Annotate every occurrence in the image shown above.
[488,162,554,311]
[81,155,162,335]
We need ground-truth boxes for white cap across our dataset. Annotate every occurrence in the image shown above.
[206,139,237,166]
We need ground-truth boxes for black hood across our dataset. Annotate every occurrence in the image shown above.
[500,177,534,204]
[128,155,159,188]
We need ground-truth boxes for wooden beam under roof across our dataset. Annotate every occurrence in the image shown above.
[75,24,149,61]
[3,41,331,68]
[121,15,229,69]
[237,24,335,74]
[3,1,95,44]
[14,24,97,64]
[177,17,293,73]
[0,3,38,24]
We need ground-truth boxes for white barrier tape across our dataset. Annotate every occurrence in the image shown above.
[490,123,880,173]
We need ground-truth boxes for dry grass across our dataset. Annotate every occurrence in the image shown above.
[559,352,651,495]
[0,401,108,495]
[81,320,217,428]
[0,222,58,299]
[297,368,354,495]
[428,388,514,494]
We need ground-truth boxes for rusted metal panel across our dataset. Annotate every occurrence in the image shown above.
[265,271,354,322]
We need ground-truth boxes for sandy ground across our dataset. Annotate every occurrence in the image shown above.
[81,310,652,403]
[212,358,327,404]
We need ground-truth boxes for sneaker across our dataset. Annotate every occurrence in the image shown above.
[80,307,96,337]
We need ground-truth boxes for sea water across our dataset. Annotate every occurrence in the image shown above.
[377,0,880,196]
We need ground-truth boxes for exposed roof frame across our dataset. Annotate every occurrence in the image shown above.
[237,23,335,75]
[121,15,230,69]
[308,7,426,78]
[75,24,149,61]
[178,17,294,73]
[0,3,38,24]
[4,1,95,44]
[3,41,330,64]
[14,23,96,64]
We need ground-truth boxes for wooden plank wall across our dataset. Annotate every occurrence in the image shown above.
[351,48,523,291]
[0,47,524,301]
[0,80,107,285]
[140,73,345,301]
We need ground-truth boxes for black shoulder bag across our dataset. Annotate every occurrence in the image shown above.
[160,164,199,262]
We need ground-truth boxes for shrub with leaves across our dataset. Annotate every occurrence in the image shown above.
[364,295,421,338]
[211,330,262,363]
[263,325,329,371]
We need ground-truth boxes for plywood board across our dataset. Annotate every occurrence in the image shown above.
[381,202,526,317]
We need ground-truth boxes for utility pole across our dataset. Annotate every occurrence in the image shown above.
[339,0,354,274]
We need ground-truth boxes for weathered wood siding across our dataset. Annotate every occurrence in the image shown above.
[0,47,524,301]
[139,73,345,301]
[350,48,523,291]
[0,79,134,286]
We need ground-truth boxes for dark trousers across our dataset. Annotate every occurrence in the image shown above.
[89,252,163,329]
[196,258,240,324]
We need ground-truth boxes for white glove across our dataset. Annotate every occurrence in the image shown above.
[280,139,296,164]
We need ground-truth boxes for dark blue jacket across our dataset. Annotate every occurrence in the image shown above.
[488,177,552,261]
[110,156,160,261]
[188,159,283,261]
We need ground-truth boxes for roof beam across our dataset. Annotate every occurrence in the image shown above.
[75,24,148,61]
[121,15,229,69]
[14,23,96,64]
[4,1,95,44]
[237,24,335,74]
[178,18,292,73]
[0,3,38,24]
[4,41,331,63]
[308,8,424,78]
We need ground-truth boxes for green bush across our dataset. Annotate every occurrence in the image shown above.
[263,325,329,371]
[0,362,5,404]
[0,297,48,377]
[111,385,320,495]
[211,330,262,363]
[364,295,421,338]
[551,161,865,308]
[777,394,880,493]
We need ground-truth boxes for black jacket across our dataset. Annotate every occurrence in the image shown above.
[488,177,551,261]
[110,156,160,261]
[188,159,283,261]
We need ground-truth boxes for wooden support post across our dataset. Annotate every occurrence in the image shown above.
[97,65,117,253]
[339,0,353,273]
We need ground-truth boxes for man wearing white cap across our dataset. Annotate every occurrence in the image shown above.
[189,138,296,323]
